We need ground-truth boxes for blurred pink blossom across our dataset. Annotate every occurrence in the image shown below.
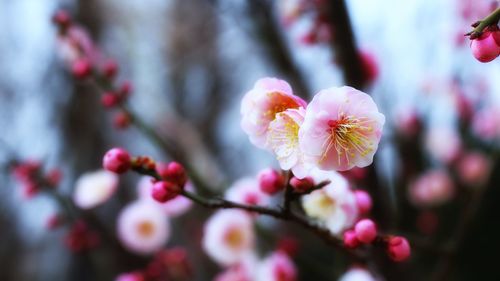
[301,169,358,234]
[256,251,297,281]
[425,128,462,164]
[73,170,118,209]
[225,178,271,207]
[117,201,170,255]
[202,210,255,266]
[339,268,376,281]
[409,170,455,207]
[456,152,491,186]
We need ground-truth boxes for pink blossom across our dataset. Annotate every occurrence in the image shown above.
[339,268,376,281]
[137,177,193,217]
[115,272,144,281]
[225,178,271,207]
[425,127,462,164]
[301,169,358,234]
[117,201,170,255]
[299,86,385,171]
[472,106,500,141]
[241,78,307,149]
[456,152,491,186]
[394,106,421,137]
[202,210,255,266]
[267,107,312,178]
[214,255,258,281]
[256,251,297,281]
[73,170,119,209]
[409,170,455,207]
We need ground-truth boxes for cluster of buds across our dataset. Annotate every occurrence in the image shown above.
[52,10,133,129]
[11,160,62,198]
[64,220,100,253]
[343,219,411,262]
[116,247,192,281]
[103,148,188,203]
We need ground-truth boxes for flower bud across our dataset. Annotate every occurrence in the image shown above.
[102,60,118,80]
[258,168,285,195]
[103,148,131,174]
[101,92,119,108]
[386,236,411,262]
[113,111,131,129]
[289,176,314,193]
[156,161,188,188]
[52,10,71,28]
[354,190,372,214]
[152,181,181,203]
[71,58,92,79]
[343,230,360,249]
[354,219,377,244]
[470,31,500,63]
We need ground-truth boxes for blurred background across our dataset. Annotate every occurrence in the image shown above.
[0,0,499,280]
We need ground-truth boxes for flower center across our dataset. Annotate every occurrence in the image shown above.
[224,227,244,249]
[264,92,301,121]
[137,221,155,238]
[322,115,374,164]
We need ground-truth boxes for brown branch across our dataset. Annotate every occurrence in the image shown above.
[324,0,365,89]
[132,165,366,262]
[246,0,312,99]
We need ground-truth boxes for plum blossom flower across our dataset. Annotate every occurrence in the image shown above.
[117,201,170,255]
[339,268,376,281]
[299,86,385,171]
[241,77,307,149]
[73,170,119,209]
[409,170,455,207]
[256,251,297,281]
[472,106,500,141]
[456,152,491,187]
[202,210,255,266]
[267,107,312,178]
[225,178,271,207]
[214,254,258,281]
[137,176,193,217]
[425,127,462,163]
[301,169,358,234]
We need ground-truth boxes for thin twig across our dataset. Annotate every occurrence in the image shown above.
[466,8,500,39]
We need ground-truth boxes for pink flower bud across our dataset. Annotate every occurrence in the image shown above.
[156,162,188,188]
[45,168,62,187]
[258,168,285,195]
[119,80,133,99]
[354,219,377,244]
[277,236,299,257]
[52,10,71,28]
[113,111,131,129]
[102,60,118,80]
[387,236,411,262]
[103,148,131,174]
[470,31,500,63]
[101,92,119,108]
[343,230,360,249]
[71,58,92,79]
[354,190,372,214]
[151,181,180,203]
[289,176,314,193]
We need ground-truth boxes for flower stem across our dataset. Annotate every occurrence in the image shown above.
[466,8,500,38]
